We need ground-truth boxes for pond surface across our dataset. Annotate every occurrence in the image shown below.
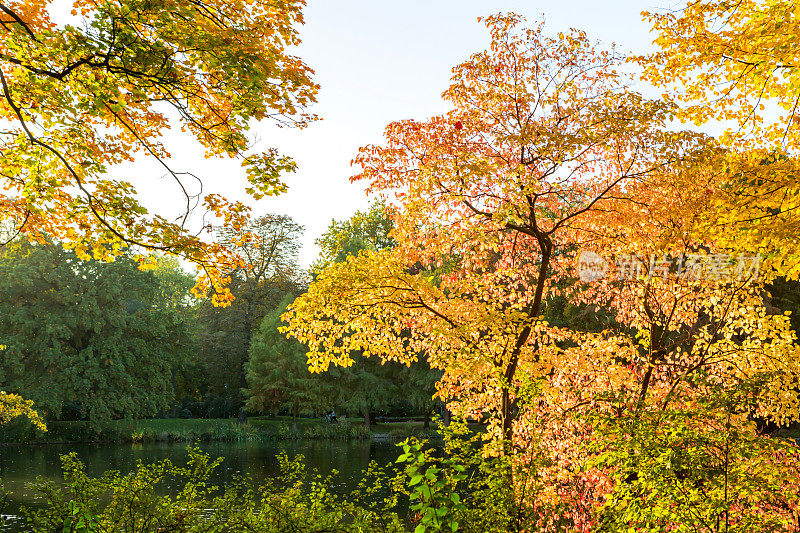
[0,440,402,532]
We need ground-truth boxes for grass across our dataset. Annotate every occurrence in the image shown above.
[0,416,439,444]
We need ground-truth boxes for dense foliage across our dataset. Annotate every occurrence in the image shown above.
[244,202,443,428]
[0,390,46,431]
[284,11,800,532]
[245,295,320,427]
[194,215,305,417]
[4,2,800,532]
[0,241,196,423]
[16,447,405,533]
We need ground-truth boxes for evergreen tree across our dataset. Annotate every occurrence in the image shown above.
[244,295,319,430]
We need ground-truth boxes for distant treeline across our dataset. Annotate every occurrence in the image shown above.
[0,207,444,433]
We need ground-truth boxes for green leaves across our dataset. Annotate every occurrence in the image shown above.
[65,500,96,533]
[395,438,467,533]
[0,241,196,425]
[244,293,321,417]
[25,447,406,532]
[243,150,297,199]
[312,199,396,274]
[587,405,800,533]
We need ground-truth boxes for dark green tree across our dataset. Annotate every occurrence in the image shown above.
[322,356,399,429]
[0,242,196,424]
[244,295,319,431]
[197,214,305,420]
[397,360,442,428]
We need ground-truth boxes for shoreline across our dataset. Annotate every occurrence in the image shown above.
[0,416,440,446]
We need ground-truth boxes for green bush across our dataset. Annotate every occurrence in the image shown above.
[392,420,541,533]
[21,447,406,533]
[0,416,40,442]
[5,420,544,532]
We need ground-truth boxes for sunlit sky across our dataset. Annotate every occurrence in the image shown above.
[99,1,670,268]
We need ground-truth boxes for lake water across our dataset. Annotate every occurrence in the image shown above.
[0,440,402,532]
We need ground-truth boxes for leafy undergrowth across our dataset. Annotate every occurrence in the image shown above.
[9,447,407,533]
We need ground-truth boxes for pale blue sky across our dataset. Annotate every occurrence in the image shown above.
[118,1,674,268]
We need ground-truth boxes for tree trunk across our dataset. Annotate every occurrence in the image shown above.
[423,407,431,429]
[238,291,254,425]
[237,350,249,424]
[170,370,178,418]
[292,410,298,432]
[499,234,551,448]
[363,407,371,430]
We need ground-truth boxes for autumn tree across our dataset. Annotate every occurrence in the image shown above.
[0,390,46,431]
[0,0,317,420]
[307,201,440,429]
[519,146,800,528]
[284,14,712,444]
[642,1,800,279]
[643,0,800,151]
[281,13,800,530]
[0,0,317,302]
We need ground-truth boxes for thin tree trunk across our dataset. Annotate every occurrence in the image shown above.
[170,370,178,418]
[237,365,249,423]
[363,407,371,430]
[500,231,551,448]
[423,407,431,429]
[237,402,247,424]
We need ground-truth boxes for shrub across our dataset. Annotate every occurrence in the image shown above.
[392,420,543,533]
[21,447,406,533]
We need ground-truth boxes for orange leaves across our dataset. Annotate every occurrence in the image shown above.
[289,14,732,442]
[280,11,800,526]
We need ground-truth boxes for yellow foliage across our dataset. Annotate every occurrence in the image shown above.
[0,390,46,431]
[0,0,318,303]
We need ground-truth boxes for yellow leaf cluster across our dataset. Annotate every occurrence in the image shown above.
[0,390,46,431]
